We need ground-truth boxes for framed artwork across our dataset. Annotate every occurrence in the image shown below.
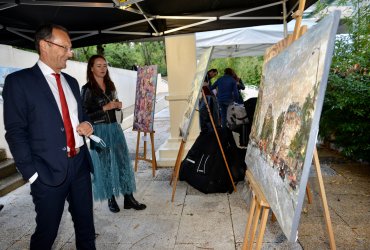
[133,65,158,132]
[179,47,213,141]
[245,12,340,241]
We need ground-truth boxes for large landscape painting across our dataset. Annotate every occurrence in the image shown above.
[179,47,213,141]
[245,12,340,241]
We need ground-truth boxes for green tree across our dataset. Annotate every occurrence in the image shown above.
[73,46,96,62]
[209,56,263,86]
[73,41,167,76]
[319,1,370,161]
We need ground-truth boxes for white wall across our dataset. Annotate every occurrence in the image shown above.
[0,45,168,158]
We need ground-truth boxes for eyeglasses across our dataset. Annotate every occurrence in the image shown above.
[44,40,74,53]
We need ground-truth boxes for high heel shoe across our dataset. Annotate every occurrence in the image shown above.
[124,194,146,210]
[108,195,120,213]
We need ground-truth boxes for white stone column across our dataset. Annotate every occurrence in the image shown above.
[156,34,200,167]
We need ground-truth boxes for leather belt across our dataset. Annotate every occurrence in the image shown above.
[67,147,80,158]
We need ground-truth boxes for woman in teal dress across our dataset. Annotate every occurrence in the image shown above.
[81,55,146,213]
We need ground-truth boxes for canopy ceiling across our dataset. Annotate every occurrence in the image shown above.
[0,0,317,49]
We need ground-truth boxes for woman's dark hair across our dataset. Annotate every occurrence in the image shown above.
[86,55,116,94]
[224,68,234,76]
[208,68,218,74]
[34,24,69,54]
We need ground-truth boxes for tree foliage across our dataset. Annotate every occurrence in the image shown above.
[208,56,263,86]
[73,41,167,76]
[319,1,370,161]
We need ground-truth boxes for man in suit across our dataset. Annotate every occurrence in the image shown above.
[3,24,96,249]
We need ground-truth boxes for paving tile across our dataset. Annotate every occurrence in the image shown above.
[326,193,370,227]
[174,242,236,250]
[353,224,370,240]
[119,242,175,250]
[122,180,187,216]
[5,238,30,250]
[116,214,179,249]
[176,213,234,246]
[242,241,302,250]
[62,242,122,250]
[182,194,230,216]
[298,235,331,249]
[229,196,248,243]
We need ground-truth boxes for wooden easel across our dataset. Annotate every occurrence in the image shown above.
[170,89,237,201]
[242,0,336,248]
[242,170,270,250]
[134,130,157,177]
[242,148,336,250]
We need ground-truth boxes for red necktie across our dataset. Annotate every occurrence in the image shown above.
[52,73,76,157]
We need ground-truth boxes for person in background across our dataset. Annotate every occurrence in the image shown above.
[202,68,218,95]
[233,72,246,104]
[81,55,146,213]
[199,68,220,131]
[131,64,138,71]
[211,68,239,127]
[3,24,96,249]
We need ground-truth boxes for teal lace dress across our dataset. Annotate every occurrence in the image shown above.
[90,123,136,200]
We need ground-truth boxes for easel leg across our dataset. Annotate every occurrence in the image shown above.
[170,140,184,185]
[306,183,313,204]
[143,132,147,159]
[248,203,262,250]
[201,89,236,192]
[150,132,157,177]
[171,140,186,202]
[242,194,256,250]
[256,207,269,250]
[243,171,271,249]
[271,212,277,222]
[134,131,140,172]
[313,148,336,250]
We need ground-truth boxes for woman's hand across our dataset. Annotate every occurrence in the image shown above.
[115,100,123,109]
[103,101,122,111]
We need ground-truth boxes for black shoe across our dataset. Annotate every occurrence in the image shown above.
[108,195,120,213]
[124,194,146,210]
[0,204,3,212]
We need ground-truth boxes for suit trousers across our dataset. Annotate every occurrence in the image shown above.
[30,147,96,250]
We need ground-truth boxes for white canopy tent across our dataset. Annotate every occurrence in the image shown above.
[195,19,316,99]
[196,19,316,58]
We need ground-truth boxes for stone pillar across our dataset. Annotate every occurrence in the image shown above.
[156,34,200,166]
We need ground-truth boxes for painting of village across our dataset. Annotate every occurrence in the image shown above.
[245,12,340,241]
[179,47,213,141]
[133,65,158,132]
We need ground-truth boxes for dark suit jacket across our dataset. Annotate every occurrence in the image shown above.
[3,64,93,186]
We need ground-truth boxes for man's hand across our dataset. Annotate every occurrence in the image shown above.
[76,122,93,137]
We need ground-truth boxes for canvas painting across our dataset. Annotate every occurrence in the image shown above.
[179,47,213,141]
[133,65,158,132]
[245,12,340,241]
